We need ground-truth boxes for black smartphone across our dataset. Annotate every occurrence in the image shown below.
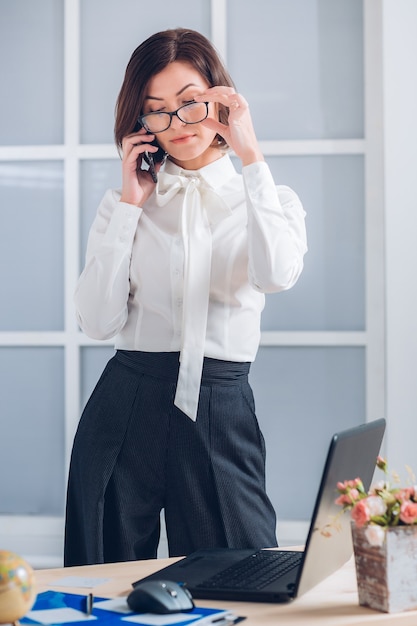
[135,123,166,183]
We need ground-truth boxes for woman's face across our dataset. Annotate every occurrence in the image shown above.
[142,61,221,170]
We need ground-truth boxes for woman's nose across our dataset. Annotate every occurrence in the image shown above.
[170,113,186,130]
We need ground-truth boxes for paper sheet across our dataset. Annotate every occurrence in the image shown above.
[21,591,236,626]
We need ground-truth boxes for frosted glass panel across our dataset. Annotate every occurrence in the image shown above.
[250,346,365,520]
[81,347,116,411]
[80,0,210,144]
[0,0,64,145]
[0,162,64,330]
[0,347,65,515]
[227,0,363,140]
[262,155,365,331]
[79,160,122,270]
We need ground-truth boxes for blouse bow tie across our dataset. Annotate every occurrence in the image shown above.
[155,170,232,421]
[155,170,232,224]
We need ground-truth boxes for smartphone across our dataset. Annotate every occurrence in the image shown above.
[135,123,166,183]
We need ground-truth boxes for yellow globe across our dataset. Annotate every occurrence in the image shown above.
[0,550,36,624]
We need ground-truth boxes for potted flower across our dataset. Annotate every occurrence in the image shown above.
[335,456,417,613]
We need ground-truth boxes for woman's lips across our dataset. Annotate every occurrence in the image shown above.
[170,134,194,144]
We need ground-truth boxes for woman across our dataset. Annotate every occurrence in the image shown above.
[64,28,307,566]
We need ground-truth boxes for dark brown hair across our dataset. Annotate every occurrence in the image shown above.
[114,28,235,151]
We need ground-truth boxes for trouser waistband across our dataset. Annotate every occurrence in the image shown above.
[115,350,250,385]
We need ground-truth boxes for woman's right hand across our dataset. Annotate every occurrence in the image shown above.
[120,128,161,206]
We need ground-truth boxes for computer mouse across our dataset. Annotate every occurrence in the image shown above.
[127,579,194,614]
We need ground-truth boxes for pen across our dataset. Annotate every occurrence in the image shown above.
[196,612,246,626]
[85,592,94,616]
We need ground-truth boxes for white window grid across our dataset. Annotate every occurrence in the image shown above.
[0,0,384,537]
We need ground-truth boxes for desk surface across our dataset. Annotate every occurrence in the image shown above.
[34,556,417,626]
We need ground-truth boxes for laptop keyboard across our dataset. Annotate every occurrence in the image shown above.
[196,550,303,591]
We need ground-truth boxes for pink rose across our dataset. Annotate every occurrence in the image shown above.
[335,494,350,506]
[335,489,361,506]
[337,478,362,491]
[397,487,414,502]
[376,456,388,472]
[349,488,360,501]
[399,501,417,524]
[351,500,370,527]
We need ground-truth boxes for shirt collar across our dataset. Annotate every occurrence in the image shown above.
[162,153,237,191]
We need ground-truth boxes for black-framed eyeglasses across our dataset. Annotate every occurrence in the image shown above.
[138,101,209,134]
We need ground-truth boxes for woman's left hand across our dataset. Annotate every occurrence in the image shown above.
[194,88,264,166]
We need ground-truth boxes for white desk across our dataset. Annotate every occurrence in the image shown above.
[34,556,417,626]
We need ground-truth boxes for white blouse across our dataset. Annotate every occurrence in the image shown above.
[74,154,307,419]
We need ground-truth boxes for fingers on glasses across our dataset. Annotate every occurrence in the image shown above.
[195,89,248,113]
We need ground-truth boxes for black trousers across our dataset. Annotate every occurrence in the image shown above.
[64,350,277,566]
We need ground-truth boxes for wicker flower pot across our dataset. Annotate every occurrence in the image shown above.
[352,524,417,613]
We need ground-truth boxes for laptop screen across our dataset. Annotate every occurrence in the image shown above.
[295,418,386,596]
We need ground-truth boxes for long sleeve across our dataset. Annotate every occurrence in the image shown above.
[74,189,142,340]
[74,154,307,368]
[243,161,307,293]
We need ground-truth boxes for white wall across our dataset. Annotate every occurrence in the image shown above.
[383,0,417,473]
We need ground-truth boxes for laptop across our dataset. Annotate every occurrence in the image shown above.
[133,418,386,603]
